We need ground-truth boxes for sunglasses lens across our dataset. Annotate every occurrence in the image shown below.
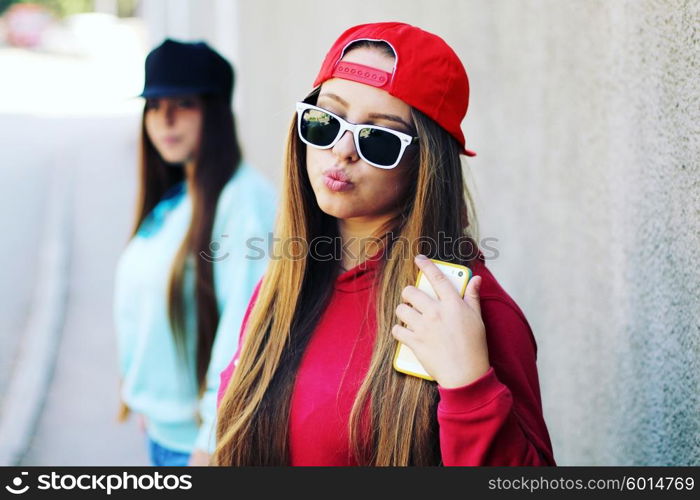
[357,128,403,167]
[299,108,340,147]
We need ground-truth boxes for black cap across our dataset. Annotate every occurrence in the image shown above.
[140,39,234,102]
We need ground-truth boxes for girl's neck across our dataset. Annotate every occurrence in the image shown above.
[337,214,393,271]
[184,160,196,188]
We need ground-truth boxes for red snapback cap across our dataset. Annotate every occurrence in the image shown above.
[312,22,476,157]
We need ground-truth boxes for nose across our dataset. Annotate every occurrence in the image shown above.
[164,102,177,127]
[331,130,359,164]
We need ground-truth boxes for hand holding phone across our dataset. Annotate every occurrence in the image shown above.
[393,259,472,381]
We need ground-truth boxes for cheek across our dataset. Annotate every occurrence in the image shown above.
[305,146,323,173]
[184,113,203,148]
[305,147,330,190]
[363,169,409,207]
[144,114,157,139]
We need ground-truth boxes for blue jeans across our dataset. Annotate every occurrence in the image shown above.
[147,437,191,466]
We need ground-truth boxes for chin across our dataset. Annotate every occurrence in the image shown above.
[159,153,188,164]
[315,193,360,220]
[317,201,350,219]
[165,158,187,165]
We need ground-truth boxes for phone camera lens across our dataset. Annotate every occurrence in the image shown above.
[458,271,464,277]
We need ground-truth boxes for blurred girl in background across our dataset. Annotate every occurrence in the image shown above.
[114,39,276,466]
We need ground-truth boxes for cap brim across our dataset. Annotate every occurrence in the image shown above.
[138,85,213,98]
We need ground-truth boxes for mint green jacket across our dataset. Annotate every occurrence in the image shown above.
[114,163,276,453]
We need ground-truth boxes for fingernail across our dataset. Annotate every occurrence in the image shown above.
[415,254,427,260]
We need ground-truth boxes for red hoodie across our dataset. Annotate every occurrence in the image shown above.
[217,254,556,466]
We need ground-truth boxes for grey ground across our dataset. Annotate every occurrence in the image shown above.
[0,46,149,464]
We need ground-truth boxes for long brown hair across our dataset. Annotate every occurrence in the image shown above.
[131,95,242,393]
[214,43,479,465]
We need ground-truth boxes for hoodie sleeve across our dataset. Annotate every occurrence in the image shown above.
[436,298,556,466]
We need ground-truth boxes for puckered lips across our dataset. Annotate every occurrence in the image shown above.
[323,167,354,192]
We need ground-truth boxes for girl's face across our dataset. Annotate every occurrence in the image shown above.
[144,95,203,164]
[305,48,416,222]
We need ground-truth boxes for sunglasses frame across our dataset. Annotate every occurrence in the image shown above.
[295,102,418,169]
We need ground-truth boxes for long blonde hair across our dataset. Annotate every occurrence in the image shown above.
[214,45,479,466]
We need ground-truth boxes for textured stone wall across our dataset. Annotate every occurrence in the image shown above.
[171,0,699,465]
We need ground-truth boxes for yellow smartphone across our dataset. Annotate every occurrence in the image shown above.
[392,259,473,381]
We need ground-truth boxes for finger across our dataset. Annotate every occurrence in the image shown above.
[414,254,460,301]
[463,275,482,315]
[395,302,422,329]
[401,285,436,314]
[391,324,416,347]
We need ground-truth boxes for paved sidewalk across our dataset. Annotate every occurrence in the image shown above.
[0,24,149,465]
[12,114,148,466]
[0,115,53,417]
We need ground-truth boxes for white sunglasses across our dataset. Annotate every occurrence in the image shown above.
[295,102,418,169]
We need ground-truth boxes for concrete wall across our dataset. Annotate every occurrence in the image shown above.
[138,0,700,465]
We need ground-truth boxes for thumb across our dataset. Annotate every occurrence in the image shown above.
[463,275,482,314]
